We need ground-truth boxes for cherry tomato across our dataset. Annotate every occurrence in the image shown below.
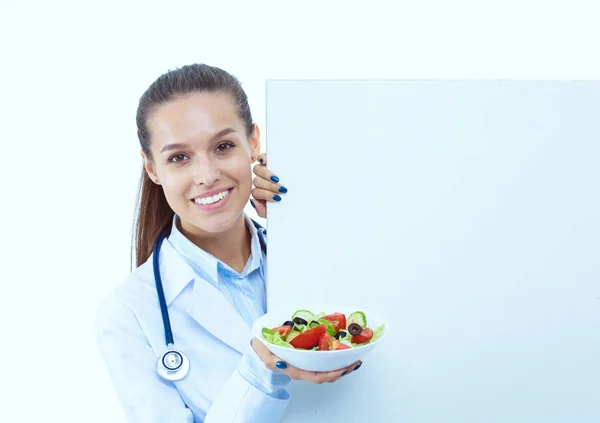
[271,325,291,339]
[321,313,347,332]
[290,324,326,349]
[351,327,373,344]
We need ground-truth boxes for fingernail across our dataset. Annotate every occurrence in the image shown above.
[273,194,282,201]
[353,363,362,371]
[278,186,288,193]
[259,158,264,164]
[250,199,256,209]
[270,175,280,183]
[341,370,348,376]
[276,361,287,369]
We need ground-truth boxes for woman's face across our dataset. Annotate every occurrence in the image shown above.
[143,91,260,235]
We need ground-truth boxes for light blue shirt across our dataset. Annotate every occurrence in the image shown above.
[167,214,291,398]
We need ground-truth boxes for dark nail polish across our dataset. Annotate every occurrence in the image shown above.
[273,194,282,201]
[276,361,287,369]
[270,175,280,183]
[341,370,348,376]
[259,158,264,164]
[250,199,256,209]
[353,363,362,371]
[278,186,288,193]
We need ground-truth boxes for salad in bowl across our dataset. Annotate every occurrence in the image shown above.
[252,305,389,371]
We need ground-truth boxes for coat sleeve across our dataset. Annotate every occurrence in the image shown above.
[95,296,291,423]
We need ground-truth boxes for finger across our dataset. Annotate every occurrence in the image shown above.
[252,198,267,218]
[253,163,280,185]
[252,188,283,203]
[253,175,287,195]
[340,360,363,378]
[256,153,267,165]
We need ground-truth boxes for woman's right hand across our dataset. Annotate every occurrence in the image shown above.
[251,338,362,384]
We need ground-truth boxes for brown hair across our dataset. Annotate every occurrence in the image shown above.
[131,63,254,269]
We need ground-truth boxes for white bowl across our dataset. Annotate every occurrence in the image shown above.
[251,303,390,372]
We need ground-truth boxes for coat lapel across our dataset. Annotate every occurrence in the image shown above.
[159,240,253,355]
[186,280,253,354]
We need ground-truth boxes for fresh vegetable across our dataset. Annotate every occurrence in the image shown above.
[289,324,326,349]
[318,333,351,351]
[292,310,314,322]
[262,309,385,351]
[272,325,292,338]
[347,311,367,327]
[351,327,373,344]
[320,313,347,332]
[335,330,347,340]
[347,323,363,336]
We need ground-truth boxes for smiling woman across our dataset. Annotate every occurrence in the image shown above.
[94,63,360,423]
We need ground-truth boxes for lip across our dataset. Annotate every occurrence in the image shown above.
[191,188,233,211]
[192,187,233,201]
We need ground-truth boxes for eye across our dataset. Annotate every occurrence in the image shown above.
[215,142,235,153]
[169,153,189,163]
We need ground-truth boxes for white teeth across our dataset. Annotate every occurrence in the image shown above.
[194,189,229,205]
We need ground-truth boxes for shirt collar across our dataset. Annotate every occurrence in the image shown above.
[167,213,264,287]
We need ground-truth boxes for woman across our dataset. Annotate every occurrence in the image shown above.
[95,63,361,423]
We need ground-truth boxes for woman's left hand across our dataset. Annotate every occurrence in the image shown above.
[251,153,287,218]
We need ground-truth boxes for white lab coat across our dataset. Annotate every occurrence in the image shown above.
[95,236,290,423]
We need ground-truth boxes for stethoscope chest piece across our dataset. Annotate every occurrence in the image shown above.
[156,345,190,381]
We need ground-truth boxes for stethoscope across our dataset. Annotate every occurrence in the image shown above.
[153,220,267,382]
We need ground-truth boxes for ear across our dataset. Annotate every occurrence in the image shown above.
[249,124,261,161]
[141,151,160,184]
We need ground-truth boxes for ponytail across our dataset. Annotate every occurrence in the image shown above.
[131,167,174,269]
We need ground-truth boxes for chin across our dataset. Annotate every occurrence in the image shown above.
[185,209,244,235]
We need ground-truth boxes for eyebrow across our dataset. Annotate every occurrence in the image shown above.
[160,128,238,154]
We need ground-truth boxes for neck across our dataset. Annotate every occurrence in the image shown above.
[179,215,252,273]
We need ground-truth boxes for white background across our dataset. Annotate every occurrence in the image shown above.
[1,1,599,422]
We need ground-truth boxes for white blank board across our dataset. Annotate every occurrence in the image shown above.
[265,81,599,423]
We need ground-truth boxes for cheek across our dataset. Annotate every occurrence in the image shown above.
[224,156,253,186]
[158,171,189,200]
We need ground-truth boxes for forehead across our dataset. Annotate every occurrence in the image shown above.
[148,91,243,146]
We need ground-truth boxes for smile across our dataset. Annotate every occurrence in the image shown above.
[193,189,231,205]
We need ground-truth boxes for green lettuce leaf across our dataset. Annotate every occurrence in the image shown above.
[262,328,294,348]
[317,319,337,336]
[370,324,386,343]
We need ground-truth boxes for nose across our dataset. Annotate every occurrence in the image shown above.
[191,155,221,186]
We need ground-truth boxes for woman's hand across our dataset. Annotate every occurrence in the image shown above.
[251,338,362,384]
[251,153,287,218]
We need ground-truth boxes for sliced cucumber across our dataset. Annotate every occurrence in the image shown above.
[312,312,326,320]
[347,311,367,327]
[285,329,302,343]
[291,310,315,323]
[309,321,321,329]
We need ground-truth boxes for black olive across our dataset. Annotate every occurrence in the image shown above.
[282,320,294,328]
[335,331,347,340]
[310,320,321,326]
[348,323,362,336]
[293,317,308,326]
